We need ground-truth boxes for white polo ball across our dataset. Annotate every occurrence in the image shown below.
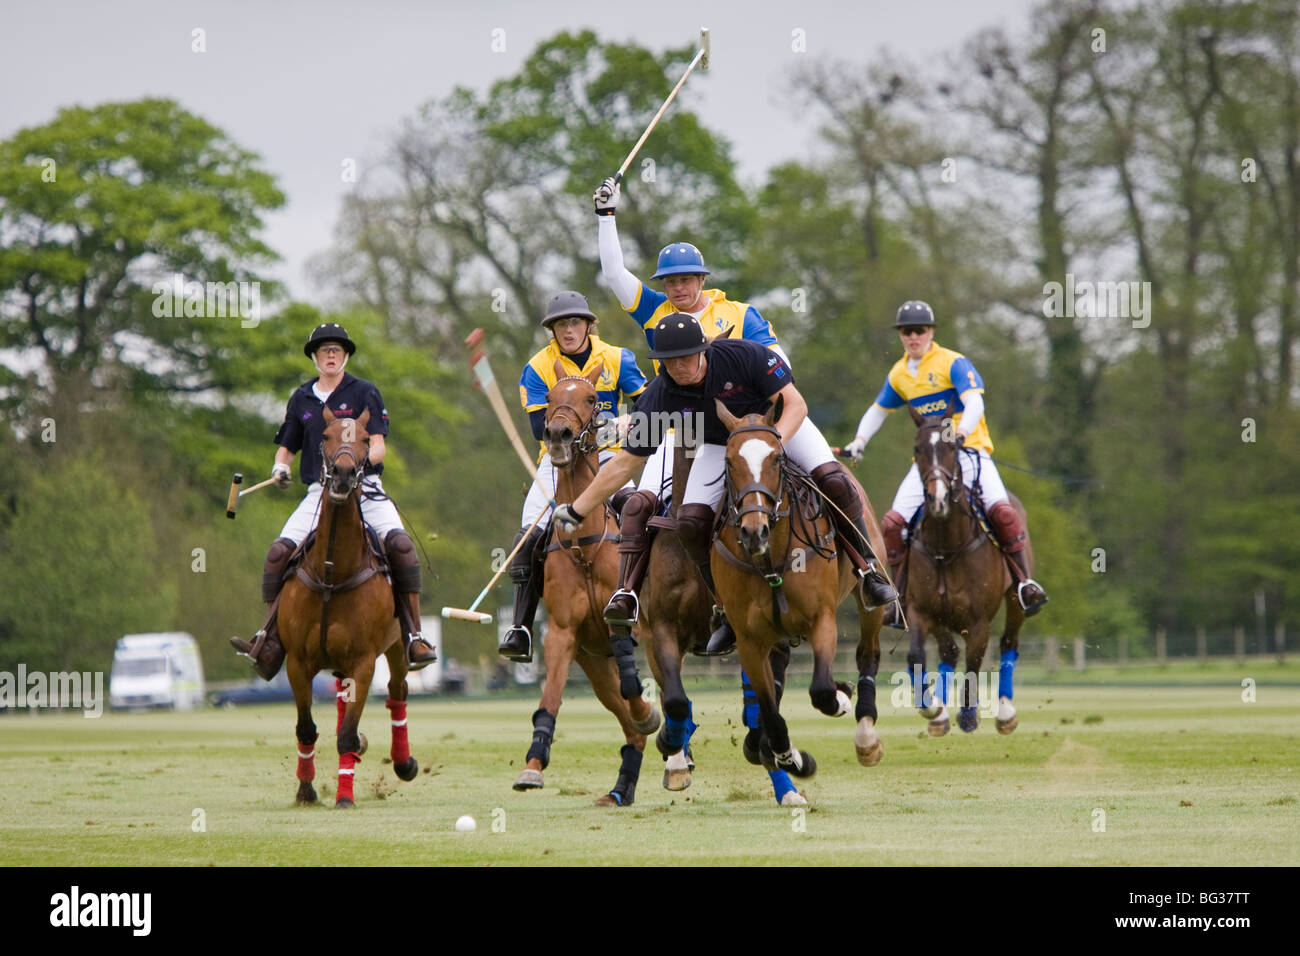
[455,814,476,832]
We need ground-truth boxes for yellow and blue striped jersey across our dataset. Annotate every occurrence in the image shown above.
[626,285,780,370]
[875,341,993,454]
[519,335,647,455]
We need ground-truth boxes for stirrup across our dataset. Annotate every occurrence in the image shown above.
[856,566,898,607]
[881,601,905,630]
[1017,580,1048,616]
[499,625,533,663]
[230,629,266,660]
[406,634,438,671]
[603,589,641,627]
[696,606,735,657]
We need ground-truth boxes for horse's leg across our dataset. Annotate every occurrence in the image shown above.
[928,628,957,737]
[854,593,885,767]
[740,638,815,783]
[958,620,991,733]
[335,657,376,808]
[652,621,697,791]
[580,654,647,808]
[908,612,941,721]
[740,643,800,804]
[287,657,318,804]
[513,625,577,791]
[997,594,1025,734]
[384,640,419,781]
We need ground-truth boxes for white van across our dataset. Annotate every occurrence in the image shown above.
[109,632,205,711]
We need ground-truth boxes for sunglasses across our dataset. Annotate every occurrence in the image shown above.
[899,327,930,337]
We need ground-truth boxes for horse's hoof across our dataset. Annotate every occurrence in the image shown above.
[296,783,318,805]
[833,688,853,717]
[594,792,632,808]
[958,708,979,733]
[632,705,662,736]
[777,749,817,779]
[780,790,808,807]
[996,698,1018,734]
[919,702,943,720]
[513,769,544,791]
[855,719,884,767]
[997,714,1019,735]
[928,716,950,737]
[335,797,354,809]
[662,750,692,791]
[394,757,419,782]
[357,733,368,757]
[742,728,762,766]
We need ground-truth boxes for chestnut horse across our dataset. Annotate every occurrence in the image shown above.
[278,408,419,808]
[641,442,804,805]
[711,403,888,783]
[903,406,1028,736]
[511,361,660,806]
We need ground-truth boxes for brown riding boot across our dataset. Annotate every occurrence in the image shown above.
[385,529,438,669]
[500,525,547,663]
[230,537,295,680]
[987,501,1048,615]
[676,503,734,656]
[879,509,908,629]
[603,491,659,627]
[810,463,897,606]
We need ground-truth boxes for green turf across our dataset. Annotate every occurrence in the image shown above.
[1,674,1296,866]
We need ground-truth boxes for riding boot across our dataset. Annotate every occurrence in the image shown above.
[603,491,659,627]
[384,529,438,669]
[676,503,734,656]
[880,510,908,629]
[230,537,295,680]
[810,462,898,607]
[987,501,1048,615]
[499,525,547,662]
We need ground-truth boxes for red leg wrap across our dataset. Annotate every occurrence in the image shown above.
[296,740,317,783]
[386,698,410,765]
[337,751,359,803]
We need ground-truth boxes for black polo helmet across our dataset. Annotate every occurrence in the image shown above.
[304,322,356,357]
[647,314,709,359]
[541,290,597,329]
[895,300,936,328]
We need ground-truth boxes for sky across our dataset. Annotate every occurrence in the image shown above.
[2,0,1044,300]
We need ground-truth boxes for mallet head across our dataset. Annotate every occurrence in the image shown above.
[226,473,243,519]
[700,27,710,71]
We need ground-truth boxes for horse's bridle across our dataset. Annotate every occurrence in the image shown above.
[319,434,370,497]
[545,375,602,460]
[722,423,789,528]
[917,427,962,509]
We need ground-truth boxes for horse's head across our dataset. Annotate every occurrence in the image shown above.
[909,401,961,519]
[717,400,784,558]
[320,407,371,503]
[544,360,604,467]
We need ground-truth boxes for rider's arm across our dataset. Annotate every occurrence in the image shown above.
[367,433,386,465]
[597,216,642,309]
[275,446,295,467]
[571,449,645,517]
[772,383,808,447]
[955,390,983,437]
[854,404,889,444]
[529,409,547,441]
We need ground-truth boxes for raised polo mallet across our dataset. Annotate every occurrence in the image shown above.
[611,27,710,187]
[225,472,280,519]
[441,328,558,625]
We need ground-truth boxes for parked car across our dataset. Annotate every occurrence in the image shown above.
[109,633,205,711]
[209,671,337,709]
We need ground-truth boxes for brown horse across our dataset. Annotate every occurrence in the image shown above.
[511,361,660,806]
[903,406,1027,735]
[711,403,888,781]
[277,408,419,808]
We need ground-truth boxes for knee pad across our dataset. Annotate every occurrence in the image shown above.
[384,529,421,593]
[618,491,659,552]
[675,504,716,566]
[263,537,297,603]
[987,501,1026,553]
[881,510,907,563]
[811,462,863,522]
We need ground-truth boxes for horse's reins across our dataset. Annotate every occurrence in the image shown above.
[912,439,989,608]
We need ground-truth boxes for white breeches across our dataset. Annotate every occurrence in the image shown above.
[890,449,1008,522]
[681,418,837,509]
[279,476,404,545]
[521,450,622,527]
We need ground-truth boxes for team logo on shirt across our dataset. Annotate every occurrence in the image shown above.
[301,412,312,422]
[766,356,778,367]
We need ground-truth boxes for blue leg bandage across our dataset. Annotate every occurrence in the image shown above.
[741,670,760,729]
[662,701,697,751]
[937,662,955,706]
[999,649,1018,699]
[911,662,929,709]
[769,769,796,804]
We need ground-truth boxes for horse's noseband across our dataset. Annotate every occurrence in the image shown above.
[724,423,788,525]
[320,436,369,494]
[545,377,601,456]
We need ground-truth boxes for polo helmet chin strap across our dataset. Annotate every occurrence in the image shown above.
[313,351,349,377]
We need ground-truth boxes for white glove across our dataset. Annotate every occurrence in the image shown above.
[843,436,867,461]
[553,503,584,532]
[593,176,619,215]
[272,462,292,489]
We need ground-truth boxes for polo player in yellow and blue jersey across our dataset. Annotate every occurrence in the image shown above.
[843,301,1048,627]
[497,291,648,663]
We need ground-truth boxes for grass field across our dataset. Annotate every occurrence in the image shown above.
[1,661,1297,866]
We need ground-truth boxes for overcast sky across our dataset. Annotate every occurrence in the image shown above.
[2,0,1043,301]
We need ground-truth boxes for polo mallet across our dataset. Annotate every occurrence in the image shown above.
[440,328,558,624]
[612,27,710,186]
[225,473,280,519]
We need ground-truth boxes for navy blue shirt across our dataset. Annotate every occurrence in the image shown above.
[273,373,389,484]
[625,338,793,456]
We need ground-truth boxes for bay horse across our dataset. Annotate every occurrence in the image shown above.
[278,407,419,808]
[711,402,888,783]
[511,361,660,806]
[903,404,1027,735]
[640,441,805,805]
